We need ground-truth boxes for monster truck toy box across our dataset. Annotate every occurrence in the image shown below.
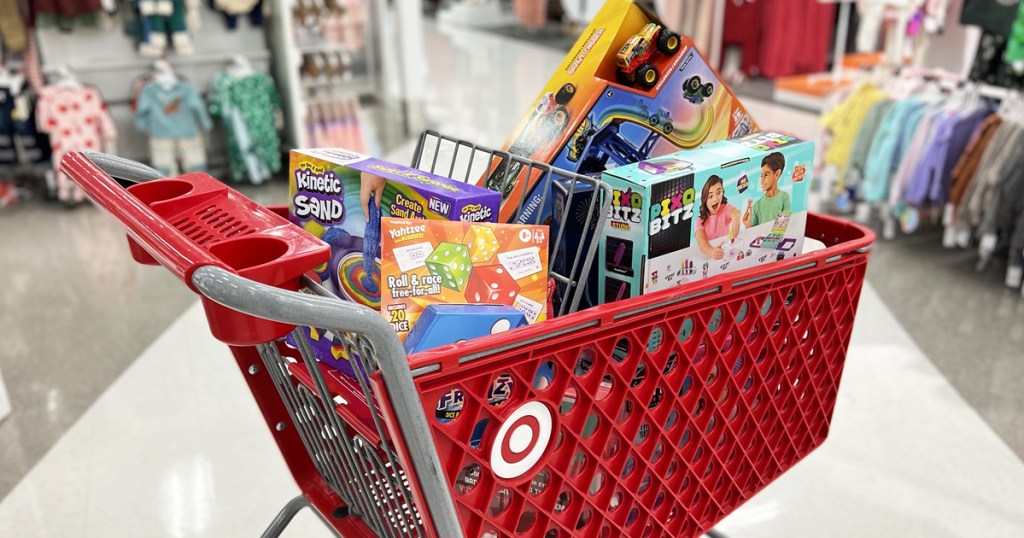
[288,148,500,310]
[485,0,757,224]
[598,131,812,303]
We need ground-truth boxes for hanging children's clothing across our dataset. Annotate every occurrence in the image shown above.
[136,0,201,57]
[860,98,927,202]
[0,82,51,169]
[956,121,1023,228]
[210,0,264,29]
[656,0,714,56]
[209,71,282,184]
[1005,1,1024,69]
[31,0,106,30]
[820,82,888,171]
[970,31,1024,88]
[903,105,991,206]
[36,85,117,203]
[949,113,1001,205]
[0,0,27,53]
[514,0,547,30]
[960,0,1018,35]
[978,150,1024,239]
[843,98,895,190]
[135,79,212,176]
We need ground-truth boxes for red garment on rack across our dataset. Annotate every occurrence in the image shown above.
[515,0,547,30]
[762,0,836,78]
[722,0,762,75]
[31,0,102,18]
[722,0,836,79]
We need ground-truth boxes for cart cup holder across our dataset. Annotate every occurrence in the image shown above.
[209,236,290,271]
[128,178,195,204]
[137,175,327,345]
[59,154,330,345]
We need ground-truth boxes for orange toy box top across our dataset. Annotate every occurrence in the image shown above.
[482,0,758,223]
[380,218,550,341]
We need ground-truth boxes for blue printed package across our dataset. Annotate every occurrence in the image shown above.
[550,178,602,313]
[403,304,529,355]
[598,131,812,303]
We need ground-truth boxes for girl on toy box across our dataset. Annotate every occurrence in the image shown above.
[696,174,742,260]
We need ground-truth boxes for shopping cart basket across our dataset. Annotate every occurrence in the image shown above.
[63,133,874,538]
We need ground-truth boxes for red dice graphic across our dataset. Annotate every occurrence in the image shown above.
[466,265,520,305]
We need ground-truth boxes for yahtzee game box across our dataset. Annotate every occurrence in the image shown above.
[381,218,549,341]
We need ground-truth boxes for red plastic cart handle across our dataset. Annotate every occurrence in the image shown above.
[61,152,330,345]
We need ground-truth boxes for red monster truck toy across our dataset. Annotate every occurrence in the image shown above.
[615,22,682,88]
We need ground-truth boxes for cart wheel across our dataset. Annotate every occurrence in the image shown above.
[555,83,576,105]
[663,123,674,135]
[648,115,660,126]
[657,30,681,55]
[637,64,659,89]
[685,75,702,93]
[703,82,715,97]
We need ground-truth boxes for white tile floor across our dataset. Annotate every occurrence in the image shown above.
[2,18,1023,538]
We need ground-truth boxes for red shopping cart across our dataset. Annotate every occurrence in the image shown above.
[63,131,873,538]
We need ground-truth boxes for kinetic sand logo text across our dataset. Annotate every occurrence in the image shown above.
[293,166,345,222]
[367,164,461,192]
[460,203,493,222]
[649,186,696,236]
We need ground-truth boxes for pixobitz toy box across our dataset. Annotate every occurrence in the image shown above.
[599,131,812,303]
[289,148,500,309]
[381,218,549,341]
[485,0,757,224]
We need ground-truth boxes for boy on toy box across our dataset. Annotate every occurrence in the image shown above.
[695,175,742,260]
[743,152,790,228]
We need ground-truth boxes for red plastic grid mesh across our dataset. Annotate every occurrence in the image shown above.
[415,260,867,538]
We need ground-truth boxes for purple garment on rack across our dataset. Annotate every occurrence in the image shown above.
[905,111,956,206]
[905,108,990,206]
[933,109,995,204]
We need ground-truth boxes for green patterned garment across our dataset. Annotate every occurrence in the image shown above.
[209,72,282,183]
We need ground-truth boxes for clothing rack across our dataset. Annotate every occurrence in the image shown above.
[819,71,1024,298]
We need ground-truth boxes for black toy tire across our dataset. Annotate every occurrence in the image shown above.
[637,64,658,88]
[702,82,715,97]
[616,69,632,85]
[657,30,682,55]
[648,115,660,126]
[663,123,674,134]
[684,75,702,92]
[555,83,576,105]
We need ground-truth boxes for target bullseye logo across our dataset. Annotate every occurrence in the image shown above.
[490,401,554,480]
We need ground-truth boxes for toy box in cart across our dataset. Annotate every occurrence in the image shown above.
[599,130,812,303]
[380,218,549,342]
[288,148,500,308]
[486,0,757,223]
